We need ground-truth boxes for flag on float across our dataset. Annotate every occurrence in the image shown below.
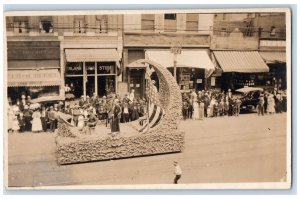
[139,65,165,133]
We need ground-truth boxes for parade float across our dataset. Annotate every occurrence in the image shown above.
[55,59,184,165]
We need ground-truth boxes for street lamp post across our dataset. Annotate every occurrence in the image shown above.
[171,44,181,83]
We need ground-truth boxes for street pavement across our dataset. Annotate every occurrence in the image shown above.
[6,113,288,187]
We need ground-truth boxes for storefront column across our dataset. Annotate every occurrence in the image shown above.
[94,61,98,95]
[60,47,65,98]
[83,62,86,100]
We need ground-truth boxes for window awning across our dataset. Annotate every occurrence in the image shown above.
[259,52,286,64]
[8,69,61,87]
[213,51,269,73]
[65,49,120,62]
[145,50,215,70]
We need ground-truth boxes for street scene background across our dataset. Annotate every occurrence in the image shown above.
[5,10,289,187]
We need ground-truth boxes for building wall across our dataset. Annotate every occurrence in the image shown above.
[255,13,286,39]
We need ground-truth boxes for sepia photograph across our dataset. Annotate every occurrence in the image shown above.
[4,8,291,189]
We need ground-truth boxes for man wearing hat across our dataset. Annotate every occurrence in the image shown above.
[79,95,85,107]
[87,110,98,128]
[173,161,182,184]
[72,104,81,127]
[23,105,32,132]
[26,95,32,106]
[257,94,265,116]
[47,106,56,132]
[20,95,26,111]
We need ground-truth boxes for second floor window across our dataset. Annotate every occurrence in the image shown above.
[186,14,198,32]
[141,14,155,31]
[270,26,276,37]
[40,20,53,33]
[96,15,108,33]
[164,13,177,32]
[13,17,28,34]
[74,16,86,33]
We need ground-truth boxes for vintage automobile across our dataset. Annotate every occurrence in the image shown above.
[236,87,264,112]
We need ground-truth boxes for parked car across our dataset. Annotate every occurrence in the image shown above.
[236,87,264,113]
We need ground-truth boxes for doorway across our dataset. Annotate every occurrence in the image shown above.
[129,68,145,99]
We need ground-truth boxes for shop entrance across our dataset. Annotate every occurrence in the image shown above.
[97,76,116,97]
[129,68,145,100]
[86,76,95,97]
[65,77,83,98]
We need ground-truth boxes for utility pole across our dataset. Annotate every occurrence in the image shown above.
[171,43,181,83]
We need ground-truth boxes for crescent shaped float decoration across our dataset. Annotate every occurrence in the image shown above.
[133,59,183,134]
[55,59,185,165]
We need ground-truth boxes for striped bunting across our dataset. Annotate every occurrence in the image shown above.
[138,65,165,133]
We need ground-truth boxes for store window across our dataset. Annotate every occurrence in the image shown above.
[141,14,155,31]
[65,62,83,75]
[97,62,116,74]
[74,16,86,33]
[186,14,198,32]
[96,15,108,33]
[164,13,177,32]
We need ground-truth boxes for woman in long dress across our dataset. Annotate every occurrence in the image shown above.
[192,99,200,120]
[267,94,276,114]
[111,99,121,133]
[77,113,85,130]
[32,109,43,132]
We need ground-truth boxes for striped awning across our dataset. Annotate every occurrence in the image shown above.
[65,49,120,62]
[213,51,269,73]
[145,50,215,70]
[8,69,61,87]
[259,52,286,64]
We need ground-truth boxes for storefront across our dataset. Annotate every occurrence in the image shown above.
[126,49,215,95]
[259,51,286,90]
[7,41,62,102]
[64,49,120,98]
[213,51,271,92]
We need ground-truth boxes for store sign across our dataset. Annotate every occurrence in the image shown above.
[196,79,203,83]
[8,69,61,87]
[7,41,60,60]
[67,66,82,71]
[98,65,113,71]
[211,77,216,86]
[260,40,286,47]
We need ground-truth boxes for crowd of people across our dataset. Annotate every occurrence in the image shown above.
[181,88,287,120]
[7,89,147,134]
[7,87,287,133]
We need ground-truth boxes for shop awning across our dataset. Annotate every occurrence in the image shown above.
[8,69,61,87]
[213,51,269,73]
[65,49,120,62]
[145,50,215,70]
[259,52,286,64]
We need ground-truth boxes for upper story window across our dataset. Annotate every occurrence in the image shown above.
[270,26,276,37]
[141,14,155,31]
[186,14,198,32]
[13,16,29,34]
[40,16,53,33]
[164,13,177,32]
[74,16,86,34]
[95,15,108,33]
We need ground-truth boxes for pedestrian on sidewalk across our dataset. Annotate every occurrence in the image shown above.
[173,161,182,184]
[32,108,43,133]
[257,94,265,116]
